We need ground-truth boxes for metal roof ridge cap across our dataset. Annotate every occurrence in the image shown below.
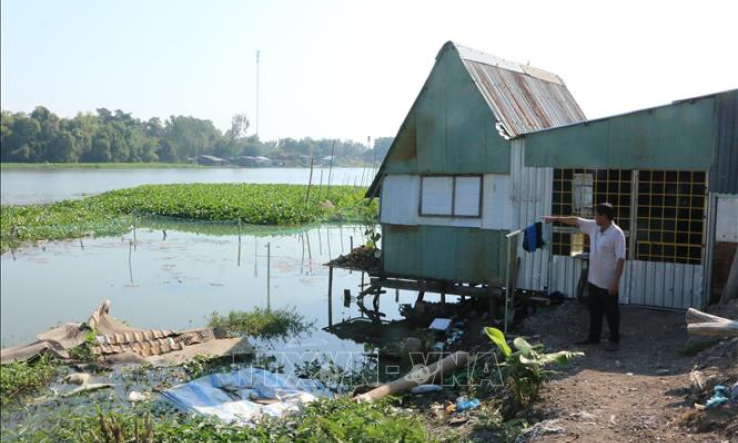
[453,42,564,86]
[522,90,731,137]
[455,44,525,74]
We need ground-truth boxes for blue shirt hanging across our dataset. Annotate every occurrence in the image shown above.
[523,222,545,252]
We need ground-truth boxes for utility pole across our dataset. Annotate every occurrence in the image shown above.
[256,50,260,137]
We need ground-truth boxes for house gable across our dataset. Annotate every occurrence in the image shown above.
[382,43,509,177]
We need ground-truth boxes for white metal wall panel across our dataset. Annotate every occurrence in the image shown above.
[548,255,585,296]
[454,177,482,216]
[510,140,553,291]
[716,196,738,242]
[380,175,419,226]
[416,215,482,228]
[626,261,704,309]
[421,177,453,215]
[481,174,514,230]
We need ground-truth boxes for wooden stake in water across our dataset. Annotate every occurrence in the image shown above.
[327,266,334,328]
[339,226,344,253]
[300,231,306,275]
[266,242,271,311]
[128,239,134,284]
[237,220,242,267]
[306,230,313,274]
[327,140,336,197]
[254,237,258,277]
[318,169,324,201]
[305,157,314,204]
[133,220,137,251]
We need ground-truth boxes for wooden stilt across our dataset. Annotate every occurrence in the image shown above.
[328,266,334,328]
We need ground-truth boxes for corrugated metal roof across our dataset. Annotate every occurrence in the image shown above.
[455,43,586,138]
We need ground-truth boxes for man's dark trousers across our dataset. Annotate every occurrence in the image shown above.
[587,283,620,343]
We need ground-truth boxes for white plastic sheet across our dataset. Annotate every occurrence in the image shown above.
[162,367,331,426]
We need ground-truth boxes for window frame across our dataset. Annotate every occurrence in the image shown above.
[418,174,483,218]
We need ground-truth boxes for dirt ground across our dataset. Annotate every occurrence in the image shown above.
[507,301,738,443]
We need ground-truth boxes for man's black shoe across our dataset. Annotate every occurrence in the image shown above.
[575,339,599,346]
[605,342,619,352]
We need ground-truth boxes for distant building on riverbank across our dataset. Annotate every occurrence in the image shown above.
[194,155,229,166]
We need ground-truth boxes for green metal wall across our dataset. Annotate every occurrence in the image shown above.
[384,45,510,175]
[382,224,508,285]
[524,97,715,169]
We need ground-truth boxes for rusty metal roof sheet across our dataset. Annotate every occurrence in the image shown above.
[455,43,586,138]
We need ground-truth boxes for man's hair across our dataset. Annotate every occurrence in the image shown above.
[595,203,615,220]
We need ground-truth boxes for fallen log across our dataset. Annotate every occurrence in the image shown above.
[686,308,730,325]
[686,308,738,337]
[687,322,738,337]
[354,351,468,402]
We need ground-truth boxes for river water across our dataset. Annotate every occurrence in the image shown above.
[0,222,406,354]
[0,166,375,205]
[0,167,411,359]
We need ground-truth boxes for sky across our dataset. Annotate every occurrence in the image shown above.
[2,0,737,145]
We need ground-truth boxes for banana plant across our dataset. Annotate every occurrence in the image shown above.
[484,327,583,408]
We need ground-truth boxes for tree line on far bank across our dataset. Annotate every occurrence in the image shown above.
[0,106,393,165]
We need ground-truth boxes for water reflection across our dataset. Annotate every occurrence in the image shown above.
[0,221,400,357]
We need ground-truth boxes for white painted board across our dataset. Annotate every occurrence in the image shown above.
[716,196,738,242]
[454,176,482,216]
[420,176,453,216]
[380,175,418,225]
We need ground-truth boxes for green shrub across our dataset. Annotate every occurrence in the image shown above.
[8,398,433,443]
[207,306,314,341]
[0,355,59,405]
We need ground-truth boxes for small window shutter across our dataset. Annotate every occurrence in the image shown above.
[454,176,481,216]
[421,176,453,215]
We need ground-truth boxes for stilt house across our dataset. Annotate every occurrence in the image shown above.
[367,41,738,310]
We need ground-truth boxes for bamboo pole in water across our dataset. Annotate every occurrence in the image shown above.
[328,266,334,328]
[253,237,258,277]
[318,169,324,202]
[237,219,242,267]
[327,140,336,198]
[305,157,314,204]
[266,242,271,311]
[128,239,134,284]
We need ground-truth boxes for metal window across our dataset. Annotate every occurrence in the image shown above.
[420,176,453,215]
[419,175,482,218]
[552,168,706,264]
[635,170,706,265]
[552,168,632,257]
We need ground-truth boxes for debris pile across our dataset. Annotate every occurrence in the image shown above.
[327,245,380,274]
[680,336,738,438]
[0,300,254,367]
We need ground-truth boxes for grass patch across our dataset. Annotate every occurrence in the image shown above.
[0,355,59,406]
[207,306,314,341]
[5,398,434,443]
[1,183,377,252]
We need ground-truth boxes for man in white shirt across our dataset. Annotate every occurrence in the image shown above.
[544,203,626,351]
